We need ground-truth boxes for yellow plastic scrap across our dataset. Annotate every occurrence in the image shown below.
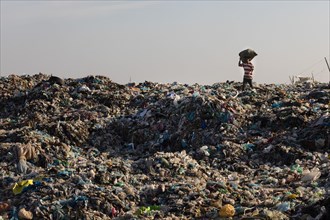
[194,208,201,218]
[219,204,235,217]
[106,160,112,167]
[287,193,299,199]
[12,179,33,195]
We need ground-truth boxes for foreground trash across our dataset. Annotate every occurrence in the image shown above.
[0,73,329,219]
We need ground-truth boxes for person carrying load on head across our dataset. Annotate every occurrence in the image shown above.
[238,49,257,90]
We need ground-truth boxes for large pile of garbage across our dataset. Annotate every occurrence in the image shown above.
[0,73,329,219]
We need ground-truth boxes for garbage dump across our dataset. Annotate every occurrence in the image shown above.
[0,73,329,219]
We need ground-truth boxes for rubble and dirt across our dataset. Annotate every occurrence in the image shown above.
[0,73,329,219]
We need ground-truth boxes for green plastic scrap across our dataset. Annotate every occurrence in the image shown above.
[178,167,185,175]
[136,205,161,216]
[218,188,228,194]
[114,182,124,187]
[290,164,303,174]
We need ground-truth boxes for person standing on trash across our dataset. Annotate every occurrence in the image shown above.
[238,58,254,90]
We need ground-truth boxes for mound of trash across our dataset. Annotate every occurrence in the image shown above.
[0,73,329,219]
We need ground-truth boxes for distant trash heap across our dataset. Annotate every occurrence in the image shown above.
[0,73,329,219]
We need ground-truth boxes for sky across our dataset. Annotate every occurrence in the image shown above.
[0,0,329,85]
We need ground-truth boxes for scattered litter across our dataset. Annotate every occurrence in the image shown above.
[0,73,329,219]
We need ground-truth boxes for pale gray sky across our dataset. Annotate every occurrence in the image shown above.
[1,1,329,84]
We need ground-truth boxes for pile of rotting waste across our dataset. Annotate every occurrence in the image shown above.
[0,73,329,219]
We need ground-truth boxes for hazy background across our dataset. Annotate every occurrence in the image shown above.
[1,1,329,85]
